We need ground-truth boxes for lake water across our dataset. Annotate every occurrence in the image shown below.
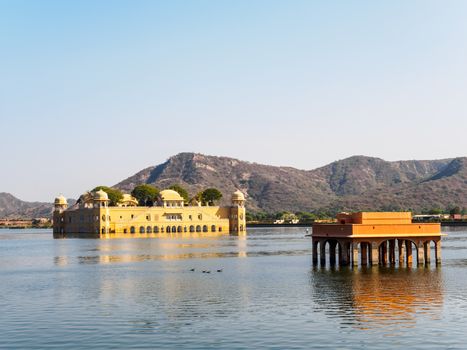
[1,226,467,349]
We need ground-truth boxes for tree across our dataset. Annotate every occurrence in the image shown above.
[295,211,317,222]
[168,184,189,202]
[131,184,159,206]
[428,208,443,215]
[449,206,462,215]
[201,188,223,206]
[92,186,123,206]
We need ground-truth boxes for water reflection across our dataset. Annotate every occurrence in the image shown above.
[53,234,307,266]
[311,267,443,330]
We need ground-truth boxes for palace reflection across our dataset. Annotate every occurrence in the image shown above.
[53,233,250,268]
[310,267,443,329]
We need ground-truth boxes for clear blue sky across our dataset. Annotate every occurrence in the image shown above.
[1,0,466,201]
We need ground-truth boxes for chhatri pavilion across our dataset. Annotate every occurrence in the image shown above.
[312,212,443,266]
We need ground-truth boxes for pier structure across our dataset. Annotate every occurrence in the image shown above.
[312,212,443,267]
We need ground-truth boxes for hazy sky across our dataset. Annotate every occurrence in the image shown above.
[1,0,467,201]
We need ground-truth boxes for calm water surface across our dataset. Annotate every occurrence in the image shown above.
[1,227,467,349]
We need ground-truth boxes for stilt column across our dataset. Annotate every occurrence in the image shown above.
[381,242,388,265]
[312,238,318,266]
[406,240,413,265]
[389,240,396,265]
[352,243,359,266]
[320,240,326,266]
[424,241,431,265]
[361,243,368,266]
[371,242,379,266]
[398,239,405,265]
[435,240,442,265]
[340,241,350,266]
[417,242,425,266]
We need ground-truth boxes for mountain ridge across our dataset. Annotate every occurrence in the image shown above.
[1,153,465,218]
[115,153,465,213]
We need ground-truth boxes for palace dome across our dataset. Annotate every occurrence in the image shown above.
[231,190,245,201]
[160,189,183,201]
[54,195,67,205]
[122,193,135,201]
[93,189,109,201]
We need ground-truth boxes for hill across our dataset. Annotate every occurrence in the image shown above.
[0,193,54,219]
[1,153,465,219]
[0,193,76,219]
[115,153,466,213]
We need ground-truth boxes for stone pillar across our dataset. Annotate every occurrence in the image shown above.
[361,242,368,266]
[435,240,442,265]
[406,240,413,265]
[320,240,326,267]
[340,242,350,266]
[371,242,379,266]
[398,239,405,265]
[389,240,396,265]
[352,242,359,266]
[338,241,344,265]
[381,242,388,265]
[329,241,337,266]
[424,241,431,265]
[312,238,318,266]
[417,241,425,266]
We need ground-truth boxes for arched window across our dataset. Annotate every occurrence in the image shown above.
[177,226,182,233]
[147,226,152,233]
[211,225,216,232]
[184,226,187,233]
[130,226,135,234]
[166,226,171,233]
[190,225,195,232]
[154,226,159,233]
[196,225,201,232]
[172,226,177,233]
[140,226,145,234]
[203,225,208,232]
[161,227,164,233]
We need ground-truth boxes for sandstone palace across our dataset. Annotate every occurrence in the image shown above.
[53,189,246,238]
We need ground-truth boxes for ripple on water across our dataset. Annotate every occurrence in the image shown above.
[1,228,467,349]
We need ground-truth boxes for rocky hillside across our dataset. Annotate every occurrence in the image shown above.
[0,193,54,219]
[115,153,466,213]
[0,193,76,219]
[2,153,465,218]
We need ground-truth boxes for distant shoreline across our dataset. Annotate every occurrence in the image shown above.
[247,221,467,228]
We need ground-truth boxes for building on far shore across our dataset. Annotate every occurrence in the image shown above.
[53,189,246,238]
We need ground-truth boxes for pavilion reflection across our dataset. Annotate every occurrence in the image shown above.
[310,267,443,329]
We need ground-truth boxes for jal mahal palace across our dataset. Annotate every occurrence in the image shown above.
[53,189,246,238]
